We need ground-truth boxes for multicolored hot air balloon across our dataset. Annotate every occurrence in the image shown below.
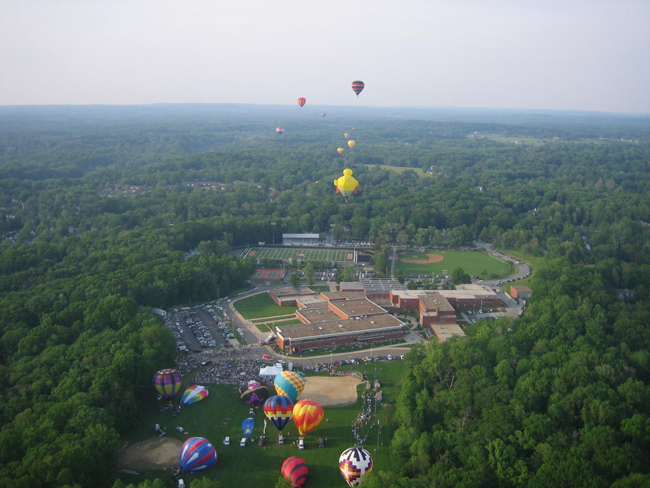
[239,380,269,406]
[297,97,306,108]
[348,140,356,148]
[274,371,305,401]
[337,148,345,155]
[264,395,294,432]
[153,369,182,400]
[351,81,365,97]
[276,127,284,135]
[180,385,209,406]
[339,446,373,486]
[242,417,255,437]
[293,399,324,435]
[282,456,309,488]
[344,132,350,139]
[179,437,218,472]
[334,169,360,201]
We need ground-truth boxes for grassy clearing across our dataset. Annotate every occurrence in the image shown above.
[113,361,406,488]
[363,163,430,178]
[234,293,298,319]
[396,250,514,278]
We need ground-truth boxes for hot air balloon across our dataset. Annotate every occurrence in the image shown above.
[276,127,284,135]
[334,169,360,201]
[153,369,182,400]
[297,97,306,108]
[351,81,364,97]
[242,417,255,437]
[180,385,209,406]
[344,133,350,139]
[239,380,269,406]
[348,140,356,148]
[179,437,218,472]
[274,371,305,401]
[321,113,326,117]
[293,400,324,435]
[337,148,345,155]
[282,456,309,488]
[263,395,294,431]
[339,446,373,486]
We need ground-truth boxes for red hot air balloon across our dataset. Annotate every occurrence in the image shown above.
[351,81,364,97]
[276,127,284,135]
[282,456,309,487]
[297,97,306,108]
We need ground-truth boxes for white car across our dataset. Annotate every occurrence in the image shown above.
[298,437,305,450]
[240,438,247,447]
[223,437,230,446]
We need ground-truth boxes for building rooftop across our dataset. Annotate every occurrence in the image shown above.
[276,314,404,340]
[418,292,455,312]
[360,278,406,294]
[272,286,315,298]
[330,298,387,318]
[321,291,366,301]
[430,323,466,343]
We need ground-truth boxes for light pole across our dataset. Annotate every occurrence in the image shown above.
[271,222,276,245]
[376,420,381,452]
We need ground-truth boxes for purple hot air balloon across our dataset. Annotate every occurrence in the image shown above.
[154,369,182,400]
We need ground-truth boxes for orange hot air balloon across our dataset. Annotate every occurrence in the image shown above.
[293,400,324,435]
[344,133,350,139]
[348,140,356,148]
[337,148,344,155]
[351,81,364,97]
[297,98,306,108]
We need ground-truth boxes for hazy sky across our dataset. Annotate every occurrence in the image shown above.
[1,0,649,113]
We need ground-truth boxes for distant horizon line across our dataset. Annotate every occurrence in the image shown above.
[0,102,648,118]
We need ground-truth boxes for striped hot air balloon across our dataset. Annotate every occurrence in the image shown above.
[274,371,305,401]
[281,456,309,488]
[292,399,324,436]
[179,437,217,472]
[153,369,182,400]
[351,80,364,97]
[264,395,294,431]
[180,385,209,406]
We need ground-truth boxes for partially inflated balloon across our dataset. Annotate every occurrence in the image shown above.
[179,437,217,472]
[351,81,364,97]
[339,446,373,486]
[274,371,305,401]
[242,417,255,437]
[153,369,182,400]
[293,399,324,435]
[239,380,269,405]
[282,456,308,487]
[181,385,209,405]
[264,395,294,432]
[297,97,306,108]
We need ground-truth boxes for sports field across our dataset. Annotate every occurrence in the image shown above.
[396,250,515,278]
[242,247,356,264]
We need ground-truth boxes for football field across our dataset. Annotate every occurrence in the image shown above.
[242,247,356,263]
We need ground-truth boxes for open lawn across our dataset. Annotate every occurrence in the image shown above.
[396,250,515,279]
[234,293,298,319]
[113,361,406,488]
[243,247,356,264]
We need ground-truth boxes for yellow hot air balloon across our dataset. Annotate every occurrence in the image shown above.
[337,148,344,155]
[347,140,356,148]
[334,169,359,201]
[293,400,324,436]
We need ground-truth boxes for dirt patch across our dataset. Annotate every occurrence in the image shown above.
[300,376,361,407]
[400,253,444,264]
[117,437,184,471]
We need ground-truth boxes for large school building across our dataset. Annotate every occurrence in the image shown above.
[272,280,504,349]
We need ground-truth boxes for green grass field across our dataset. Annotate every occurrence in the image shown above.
[396,250,515,279]
[112,361,406,488]
[243,247,355,263]
[234,293,298,319]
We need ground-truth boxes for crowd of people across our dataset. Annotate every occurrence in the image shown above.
[191,358,275,387]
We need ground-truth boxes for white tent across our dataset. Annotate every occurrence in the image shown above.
[259,364,283,377]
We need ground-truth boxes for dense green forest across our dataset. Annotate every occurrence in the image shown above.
[0,105,649,487]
